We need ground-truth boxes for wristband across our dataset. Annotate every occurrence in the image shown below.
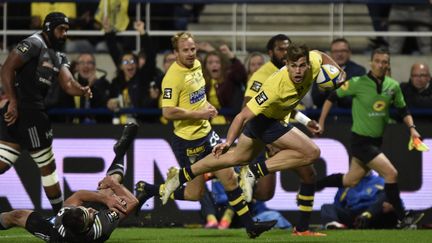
[294,111,311,126]
[409,125,416,129]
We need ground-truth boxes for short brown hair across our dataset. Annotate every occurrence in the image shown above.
[286,43,309,64]
[171,32,194,51]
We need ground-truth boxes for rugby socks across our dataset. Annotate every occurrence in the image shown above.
[106,156,125,180]
[248,160,269,179]
[178,166,195,185]
[48,194,64,214]
[384,183,405,219]
[226,187,253,228]
[316,173,344,190]
[139,182,187,201]
[296,183,315,232]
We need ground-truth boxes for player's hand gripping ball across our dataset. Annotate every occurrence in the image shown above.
[316,64,341,91]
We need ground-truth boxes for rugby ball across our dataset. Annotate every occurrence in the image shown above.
[316,64,341,91]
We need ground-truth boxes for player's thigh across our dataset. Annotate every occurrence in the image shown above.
[229,133,264,164]
[344,157,369,187]
[367,153,398,182]
[271,127,319,156]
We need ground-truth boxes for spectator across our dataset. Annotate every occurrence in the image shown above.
[366,3,391,49]
[161,52,177,74]
[401,63,432,109]
[244,52,266,79]
[201,43,248,124]
[105,20,163,124]
[49,53,111,124]
[312,38,366,108]
[320,173,398,229]
[388,4,432,54]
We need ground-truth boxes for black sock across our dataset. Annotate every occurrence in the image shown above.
[316,173,344,190]
[143,183,160,197]
[248,160,269,179]
[385,183,405,219]
[178,166,195,185]
[226,187,253,228]
[47,193,63,214]
[106,156,125,180]
[296,183,315,232]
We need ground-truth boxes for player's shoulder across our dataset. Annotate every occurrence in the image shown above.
[384,76,401,85]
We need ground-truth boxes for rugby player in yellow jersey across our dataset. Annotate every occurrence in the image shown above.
[242,35,326,236]
[162,43,346,236]
[135,32,276,239]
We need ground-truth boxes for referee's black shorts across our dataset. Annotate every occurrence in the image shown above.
[350,132,383,163]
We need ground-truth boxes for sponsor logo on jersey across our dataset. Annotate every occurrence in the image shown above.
[189,86,205,104]
[106,210,119,223]
[372,100,386,112]
[255,91,268,105]
[17,42,30,53]
[163,88,172,99]
[250,81,262,92]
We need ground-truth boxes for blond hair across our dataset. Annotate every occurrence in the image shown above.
[171,32,194,51]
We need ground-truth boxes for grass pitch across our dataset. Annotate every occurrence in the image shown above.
[1,227,432,242]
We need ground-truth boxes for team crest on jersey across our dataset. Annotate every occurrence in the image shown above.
[255,91,268,105]
[107,210,119,223]
[17,42,30,53]
[250,81,262,92]
[163,88,172,99]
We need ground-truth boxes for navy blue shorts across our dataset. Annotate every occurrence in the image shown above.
[243,114,294,144]
[350,132,383,163]
[0,103,53,151]
[171,130,221,166]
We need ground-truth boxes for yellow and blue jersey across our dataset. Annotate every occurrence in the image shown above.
[246,51,322,120]
[244,61,279,98]
[161,60,211,140]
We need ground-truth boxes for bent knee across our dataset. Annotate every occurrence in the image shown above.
[254,190,275,201]
[304,146,320,164]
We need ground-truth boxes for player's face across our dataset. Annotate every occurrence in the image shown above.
[77,54,96,80]
[287,56,310,83]
[411,64,431,90]
[121,54,137,80]
[370,53,390,79]
[205,54,221,79]
[331,41,350,66]
[175,38,197,69]
[270,40,289,67]
[249,55,265,75]
[53,24,69,45]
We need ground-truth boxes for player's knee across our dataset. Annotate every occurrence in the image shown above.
[9,210,28,223]
[344,178,360,188]
[303,145,320,164]
[0,144,21,174]
[384,168,398,182]
[254,189,275,201]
